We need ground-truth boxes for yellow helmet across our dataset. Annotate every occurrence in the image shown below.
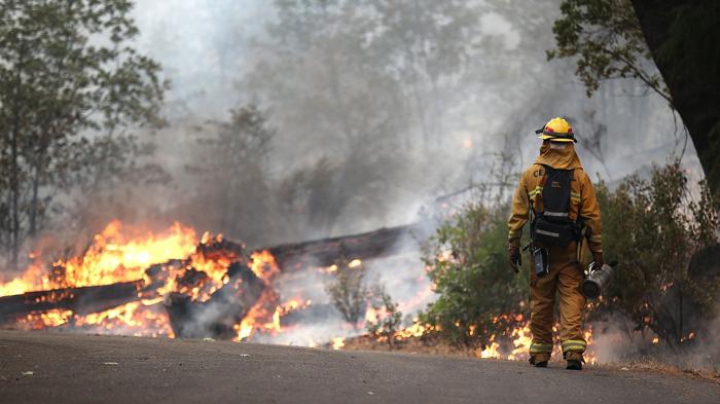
[535,117,577,143]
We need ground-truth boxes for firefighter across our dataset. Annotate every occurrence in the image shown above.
[507,117,603,370]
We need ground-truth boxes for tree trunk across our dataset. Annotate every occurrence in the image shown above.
[9,48,25,270]
[29,146,44,237]
[630,0,720,193]
[263,222,426,270]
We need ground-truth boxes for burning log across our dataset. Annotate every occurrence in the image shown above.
[0,222,427,333]
[263,222,427,270]
[165,262,266,339]
[0,259,189,325]
[0,281,143,324]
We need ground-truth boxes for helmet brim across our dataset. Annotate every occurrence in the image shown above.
[538,134,577,143]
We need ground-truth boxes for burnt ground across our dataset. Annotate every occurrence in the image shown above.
[0,330,718,404]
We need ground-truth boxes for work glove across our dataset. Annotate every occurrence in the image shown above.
[508,246,522,274]
[591,251,604,271]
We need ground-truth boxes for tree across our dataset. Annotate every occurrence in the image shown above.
[0,0,165,269]
[547,0,668,100]
[325,258,370,327]
[548,0,720,194]
[630,0,720,194]
[181,104,278,246]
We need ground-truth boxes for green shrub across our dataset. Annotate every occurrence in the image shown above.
[325,259,371,327]
[366,283,403,348]
[595,162,720,349]
[419,203,529,349]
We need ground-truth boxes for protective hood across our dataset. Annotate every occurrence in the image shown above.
[534,141,582,170]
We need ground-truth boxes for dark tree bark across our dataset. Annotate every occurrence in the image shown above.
[630,0,720,193]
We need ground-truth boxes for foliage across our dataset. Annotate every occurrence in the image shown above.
[366,283,403,348]
[182,104,278,246]
[325,259,370,326]
[546,0,670,101]
[596,162,720,348]
[419,203,528,349]
[0,0,166,268]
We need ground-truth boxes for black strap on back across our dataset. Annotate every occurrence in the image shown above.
[540,165,573,221]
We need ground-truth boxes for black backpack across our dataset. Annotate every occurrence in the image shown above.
[531,165,582,247]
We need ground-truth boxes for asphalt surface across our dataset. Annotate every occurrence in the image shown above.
[0,331,717,404]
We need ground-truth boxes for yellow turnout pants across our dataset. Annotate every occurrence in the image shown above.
[528,243,587,356]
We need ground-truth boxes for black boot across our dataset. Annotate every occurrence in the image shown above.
[565,351,584,370]
[529,353,551,368]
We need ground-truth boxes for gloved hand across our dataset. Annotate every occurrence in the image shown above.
[508,246,522,274]
[592,251,604,271]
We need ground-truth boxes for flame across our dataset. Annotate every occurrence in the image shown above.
[249,250,280,283]
[0,221,247,335]
[58,221,198,288]
[480,345,501,358]
[234,251,290,342]
[332,337,346,350]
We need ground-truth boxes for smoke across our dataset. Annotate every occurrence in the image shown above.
[588,316,643,364]
[588,312,720,371]
[121,0,702,248]
[694,310,720,371]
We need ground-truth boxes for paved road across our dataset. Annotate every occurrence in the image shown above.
[0,331,717,404]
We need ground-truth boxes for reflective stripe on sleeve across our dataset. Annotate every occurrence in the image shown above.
[528,186,544,201]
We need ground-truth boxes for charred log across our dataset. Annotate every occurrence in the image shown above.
[279,303,342,327]
[0,281,143,324]
[0,260,188,325]
[165,261,266,339]
[262,222,426,270]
